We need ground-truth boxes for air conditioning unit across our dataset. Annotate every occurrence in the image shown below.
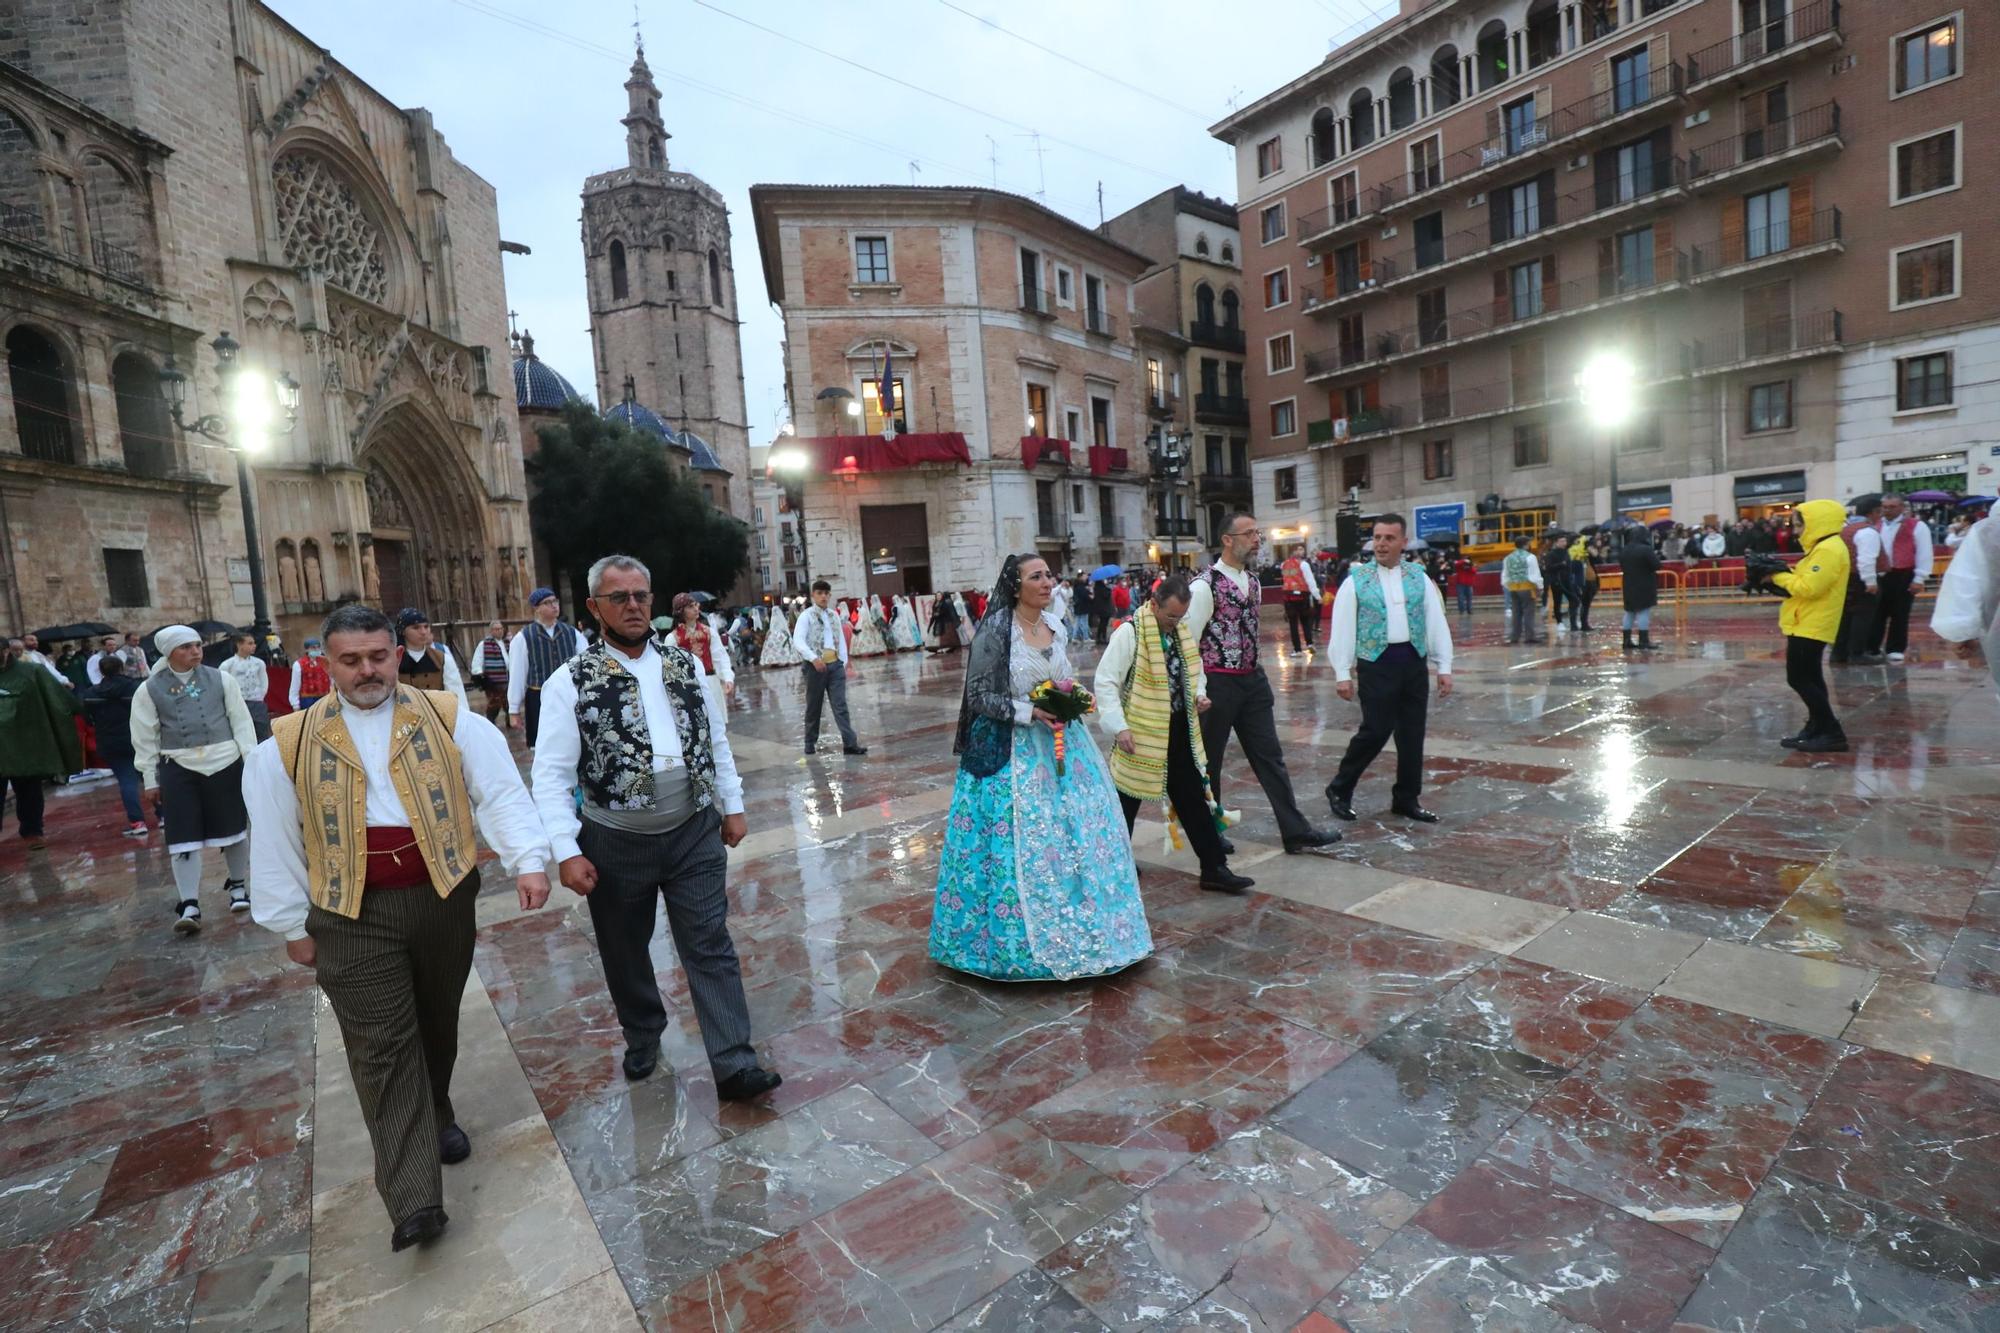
[1569,154,1589,170]
[1468,192,1485,207]
[1359,277,1377,289]
[1305,253,1319,266]
[1380,225,1398,239]
[1683,109,1711,129]
[1333,418,1350,440]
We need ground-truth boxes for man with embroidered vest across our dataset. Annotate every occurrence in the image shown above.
[1501,537,1545,644]
[1183,511,1341,855]
[533,555,782,1100]
[1868,494,1934,662]
[792,579,867,756]
[1095,578,1253,894]
[289,637,330,711]
[132,625,259,934]
[245,604,552,1254]
[1279,553,1321,655]
[1325,515,1454,823]
[1831,494,1885,667]
[507,587,581,747]
[470,621,510,722]
[394,608,470,711]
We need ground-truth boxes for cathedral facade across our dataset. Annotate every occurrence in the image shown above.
[580,44,752,528]
[0,0,531,646]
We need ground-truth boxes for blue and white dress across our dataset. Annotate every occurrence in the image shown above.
[928,620,1153,981]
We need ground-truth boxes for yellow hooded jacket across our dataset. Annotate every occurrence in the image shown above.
[1768,498,1850,643]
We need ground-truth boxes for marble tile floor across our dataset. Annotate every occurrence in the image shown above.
[4,603,2000,1329]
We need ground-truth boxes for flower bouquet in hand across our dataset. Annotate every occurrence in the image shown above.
[1029,677,1095,776]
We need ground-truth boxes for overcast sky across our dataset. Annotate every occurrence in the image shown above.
[274,0,1397,441]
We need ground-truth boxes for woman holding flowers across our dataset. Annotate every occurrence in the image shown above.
[928,554,1153,980]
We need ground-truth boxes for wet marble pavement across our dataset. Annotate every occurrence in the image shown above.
[5,602,2000,1330]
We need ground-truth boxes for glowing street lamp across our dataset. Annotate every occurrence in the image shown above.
[1577,350,1638,526]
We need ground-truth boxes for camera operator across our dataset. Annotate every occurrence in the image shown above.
[1744,500,1849,753]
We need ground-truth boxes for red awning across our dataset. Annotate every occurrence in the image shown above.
[1088,444,1130,477]
[1021,436,1073,468]
[793,433,972,474]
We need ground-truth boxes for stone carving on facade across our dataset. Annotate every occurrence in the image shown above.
[301,538,325,604]
[364,460,413,530]
[275,540,302,604]
[264,59,335,136]
[241,278,298,334]
[359,538,381,603]
[515,548,531,610]
[272,150,390,306]
[421,554,441,610]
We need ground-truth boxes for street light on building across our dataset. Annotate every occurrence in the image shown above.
[1577,350,1637,528]
[1149,426,1190,568]
[159,331,300,647]
[769,443,812,582]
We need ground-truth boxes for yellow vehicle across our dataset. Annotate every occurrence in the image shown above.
[1457,506,1560,565]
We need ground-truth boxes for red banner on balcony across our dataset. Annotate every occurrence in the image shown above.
[1087,445,1129,476]
[1021,437,1072,468]
[793,433,972,474]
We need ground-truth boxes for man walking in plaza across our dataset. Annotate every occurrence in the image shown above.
[1183,511,1340,855]
[395,608,470,710]
[1501,537,1544,645]
[18,633,65,684]
[470,621,511,722]
[792,578,867,756]
[1832,494,1885,667]
[1324,515,1453,824]
[531,555,781,1100]
[132,626,258,934]
[120,632,149,675]
[86,634,122,685]
[82,654,148,838]
[0,637,80,848]
[246,604,553,1254]
[507,587,580,747]
[218,633,274,742]
[289,636,331,711]
[1095,576,1253,894]
[1869,493,1934,662]
[1279,549,1321,655]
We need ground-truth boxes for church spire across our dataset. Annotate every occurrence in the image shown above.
[623,35,670,172]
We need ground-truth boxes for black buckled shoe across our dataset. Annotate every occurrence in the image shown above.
[1793,735,1850,754]
[390,1205,448,1253]
[1199,867,1256,894]
[438,1122,470,1165]
[1325,790,1357,822]
[843,745,869,756]
[716,1066,783,1102]
[1284,828,1343,853]
[623,1042,660,1082]
[1391,804,1441,824]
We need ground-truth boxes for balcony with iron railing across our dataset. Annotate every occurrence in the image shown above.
[1305,406,1401,445]
[1194,391,1250,425]
[1296,64,1685,248]
[1197,469,1253,498]
[1019,283,1054,316]
[1099,515,1126,538]
[1304,253,1688,383]
[1690,207,1843,283]
[1153,515,1199,537]
[1686,309,1843,376]
[1687,102,1842,190]
[1085,306,1116,338]
[1187,318,1247,353]
[1686,0,1842,92]
[1303,158,1687,316]
[1146,390,1182,419]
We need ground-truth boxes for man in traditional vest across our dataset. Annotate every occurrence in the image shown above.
[507,586,581,747]
[394,607,470,710]
[289,637,330,710]
[1325,514,1454,823]
[1182,511,1340,855]
[1095,576,1253,894]
[791,578,867,756]
[532,555,782,1100]
[1831,494,1885,667]
[132,625,259,934]
[245,604,552,1254]
[470,621,511,722]
[1279,551,1321,655]
[1501,537,1544,644]
[1868,493,1935,663]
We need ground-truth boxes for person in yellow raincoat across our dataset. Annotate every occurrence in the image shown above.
[1755,498,1850,753]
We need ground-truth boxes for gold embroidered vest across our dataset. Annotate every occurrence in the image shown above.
[272,687,476,918]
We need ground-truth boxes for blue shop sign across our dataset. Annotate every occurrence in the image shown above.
[1412,502,1465,541]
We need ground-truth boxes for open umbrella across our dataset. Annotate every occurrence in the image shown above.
[1904,489,1956,503]
[1649,517,1677,530]
[1957,495,1995,507]
[1089,564,1122,581]
[30,621,118,643]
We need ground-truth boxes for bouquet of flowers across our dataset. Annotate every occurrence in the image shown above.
[1029,677,1095,776]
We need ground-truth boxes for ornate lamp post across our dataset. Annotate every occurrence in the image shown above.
[159,331,301,645]
[1149,426,1189,569]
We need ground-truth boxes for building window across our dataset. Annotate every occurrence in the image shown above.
[1194,235,1210,257]
[1065,407,1082,441]
[1274,466,1299,502]
[1895,14,1960,95]
[1267,333,1295,373]
[1744,186,1789,258]
[1056,266,1075,305]
[1423,438,1454,480]
[609,239,629,300]
[1417,287,1448,345]
[1341,452,1370,493]
[1331,173,1359,225]
[1893,127,1960,203]
[1220,240,1235,264]
[1513,421,1550,467]
[1746,380,1794,431]
[1073,483,1085,514]
[1891,236,1959,309]
[1270,398,1298,437]
[862,377,906,433]
[1611,45,1651,114]
[1091,396,1113,447]
[1263,267,1290,308]
[1508,258,1545,320]
[1260,202,1286,244]
[1502,96,1540,155]
[1896,351,1953,411]
[853,234,890,283]
[708,248,724,307]
[1614,225,1655,290]
[1026,382,1049,437]
[1414,212,1445,269]
[1410,136,1442,192]
[1146,357,1165,404]
[104,548,149,607]
[1256,136,1283,177]
[1504,179,1541,239]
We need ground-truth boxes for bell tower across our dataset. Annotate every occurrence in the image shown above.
[623,41,669,171]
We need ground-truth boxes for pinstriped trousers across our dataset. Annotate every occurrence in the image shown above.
[307,870,479,1225]
[577,809,758,1079]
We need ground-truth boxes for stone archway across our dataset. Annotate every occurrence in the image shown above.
[357,401,493,624]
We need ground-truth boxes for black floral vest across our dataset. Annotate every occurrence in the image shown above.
[569,641,717,813]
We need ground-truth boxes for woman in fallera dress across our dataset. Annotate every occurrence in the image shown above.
[928,554,1153,981]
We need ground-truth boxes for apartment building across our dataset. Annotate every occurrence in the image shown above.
[1213,0,1995,544]
[748,185,1154,599]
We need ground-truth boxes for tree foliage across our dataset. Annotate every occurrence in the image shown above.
[527,402,750,610]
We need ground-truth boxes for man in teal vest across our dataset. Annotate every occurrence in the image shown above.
[1324,514,1454,823]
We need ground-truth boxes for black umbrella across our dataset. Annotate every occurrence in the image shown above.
[30,621,117,642]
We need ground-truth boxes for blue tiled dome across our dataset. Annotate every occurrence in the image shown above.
[510,333,583,410]
[680,430,727,473]
[606,399,672,439]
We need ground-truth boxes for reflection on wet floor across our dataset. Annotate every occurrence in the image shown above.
[4,603,2000,1329]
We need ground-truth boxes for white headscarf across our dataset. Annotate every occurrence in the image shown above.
[151,624,200,674]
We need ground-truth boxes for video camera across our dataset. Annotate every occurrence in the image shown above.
[1742,551,1790,596]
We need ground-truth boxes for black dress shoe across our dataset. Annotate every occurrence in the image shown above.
[1793,735,1850,754]
[1284,828,1343,853]
[438,1122,470,1165]
[716,1066,783,1101]
[1199,868,1255,894]
[1391,804,1441,824]
[1778,732,1808,748]
[843,745,869,756]
[1217,835,1237,856]
[623,1042,660,1082]
[1326,791,1357,821]
[390,1205,448,1253]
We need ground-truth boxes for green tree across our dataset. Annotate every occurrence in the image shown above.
[527,402,750,611]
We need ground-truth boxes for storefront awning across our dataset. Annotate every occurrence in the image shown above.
[1616,486,1673,512]
[794,433,972,474]
[1882,452,1967,482]
[1734,470,1807,501]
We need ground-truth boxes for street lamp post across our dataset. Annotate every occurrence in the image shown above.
[1149,427,1189,569]
[769,443,812,585]
[159,331,300,646]
[1577,350,1638,527]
